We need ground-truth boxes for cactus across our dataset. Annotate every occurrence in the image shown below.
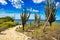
[43,0,56,32]
[37,15,41,27]
[21,9,31,31]
[34,13,38,23]
[45,0,56,26]
[34,14,41,27]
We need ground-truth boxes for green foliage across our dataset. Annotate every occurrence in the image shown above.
[0,16,14,24]
[0,22,17,32]
[0,16,17,32]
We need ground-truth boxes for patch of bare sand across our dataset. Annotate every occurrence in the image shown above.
[0,25,31,40]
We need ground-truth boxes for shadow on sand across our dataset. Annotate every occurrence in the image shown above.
[0,32,6,35]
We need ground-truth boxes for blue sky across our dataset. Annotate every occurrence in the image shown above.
[0,0,60,20]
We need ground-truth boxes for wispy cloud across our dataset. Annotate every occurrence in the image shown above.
[0,0,7,5]
[32,0,45,3]
[27,8,39,12]
[9,0,24,8]
[29,14,45,20]
[56,2,60,7]
[0,13,20,19]
[56,16,60,20]
[0,12,59,20]
[56,2,60,9]
[32,9,39,12]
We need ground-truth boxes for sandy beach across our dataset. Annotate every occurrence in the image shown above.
[0,25,30,40]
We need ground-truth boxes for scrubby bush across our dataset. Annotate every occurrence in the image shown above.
[0,22,17,32]
[0,16,17,32]
[0,16,14,24]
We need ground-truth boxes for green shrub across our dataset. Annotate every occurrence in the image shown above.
[0,16,18,32]
[0,22,17,32]
[0,16,14,24]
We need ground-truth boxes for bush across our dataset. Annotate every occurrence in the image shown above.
[0,16,18,32]
[0,22,17,32]
[0,16,14,24]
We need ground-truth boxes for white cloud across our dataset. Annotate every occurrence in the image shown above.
[9,0,24,8]
[32,9,39,12]
[29,14,45,20]
[29,14,34,19]
[27,8,39,12]
[56,2,60,7]
[27,8,33,12]
[41,14,45,20]
[0,13,20,19]
[32,0,45,3]
[0,0,7,5]
[56,2,60,9]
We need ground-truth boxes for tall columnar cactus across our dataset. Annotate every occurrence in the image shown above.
[21,9,31,31]
[34,14,41,27]
[43,0,56,32]
[45,0,56,26]
[37,15,41,27]
[34,13,38,23]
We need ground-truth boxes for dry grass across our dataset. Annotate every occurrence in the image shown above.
[18,22,60,40]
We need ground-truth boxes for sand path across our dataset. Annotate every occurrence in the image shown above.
[0,25,30,40]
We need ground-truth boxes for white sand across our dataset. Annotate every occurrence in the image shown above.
[0,25,31,40]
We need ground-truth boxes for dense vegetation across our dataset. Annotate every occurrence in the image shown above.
[0,16,18,32]
[0,16,14,24]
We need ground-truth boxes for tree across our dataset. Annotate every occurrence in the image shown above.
[34,14,41,27]
[21,9,31,31]
[43,0,56,32]
[37,15,41,27]
[45,0,56,26]
[34,13,38,23]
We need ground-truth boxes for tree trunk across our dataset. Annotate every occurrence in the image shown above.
[23,24,25,32]
[50,22,52,26]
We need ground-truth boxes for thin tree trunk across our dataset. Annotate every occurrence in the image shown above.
[23,24,25,32]
[50,22,52,26]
